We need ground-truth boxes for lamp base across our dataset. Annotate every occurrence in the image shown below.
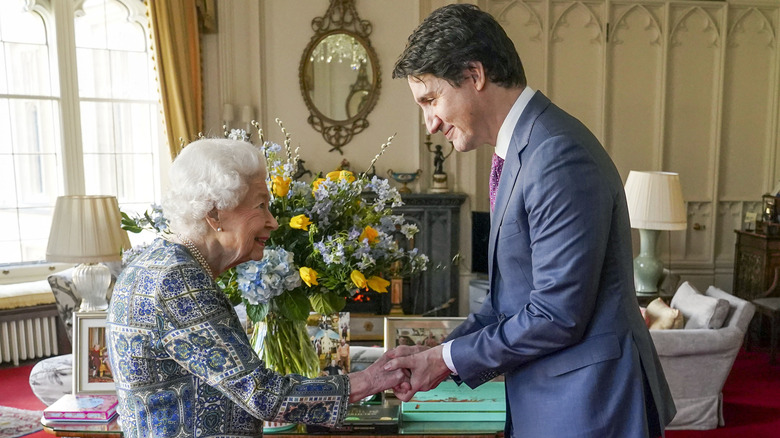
[633,229,663,294]
[73,262,111,312]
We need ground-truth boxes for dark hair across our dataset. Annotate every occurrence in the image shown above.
[393,4,526,88]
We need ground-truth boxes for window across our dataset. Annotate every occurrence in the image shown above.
[0,0,163,267]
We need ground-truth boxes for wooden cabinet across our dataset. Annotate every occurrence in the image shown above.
[344,193,466,317]
[395,193,467,316]
[732,230,780,301]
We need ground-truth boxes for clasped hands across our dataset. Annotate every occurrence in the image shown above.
[348,345,451,403]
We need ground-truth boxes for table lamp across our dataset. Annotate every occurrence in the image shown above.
[624,171,687,295]
[46,195,131,312]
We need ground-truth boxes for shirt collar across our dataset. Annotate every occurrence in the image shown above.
[495,86,536,160]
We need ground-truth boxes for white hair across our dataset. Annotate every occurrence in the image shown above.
[162,138,266,237]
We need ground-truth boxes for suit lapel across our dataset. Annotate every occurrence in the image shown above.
[487,92,552,295]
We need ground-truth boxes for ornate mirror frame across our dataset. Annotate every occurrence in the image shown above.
[299,0,381,154]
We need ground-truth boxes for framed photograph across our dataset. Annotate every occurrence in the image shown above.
[307,312,350,376]
[73,311,115,394]
[384,316,466,351]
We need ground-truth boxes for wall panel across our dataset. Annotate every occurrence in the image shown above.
[607,2,664,179]
[720,6,777,200]
[549,1,606,139]
[664,4,724,202]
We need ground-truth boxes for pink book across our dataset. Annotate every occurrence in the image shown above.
[43,394,118,422]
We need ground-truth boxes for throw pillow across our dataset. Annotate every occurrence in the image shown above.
[670,281,730,329]
[47,269,80,342]
[645,298,684,330]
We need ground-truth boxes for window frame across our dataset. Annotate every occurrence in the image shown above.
[0,0,165,277]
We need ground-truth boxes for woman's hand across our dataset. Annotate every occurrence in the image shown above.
[347,349,412,403]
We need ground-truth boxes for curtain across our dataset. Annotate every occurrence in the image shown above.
[146,0,203,159]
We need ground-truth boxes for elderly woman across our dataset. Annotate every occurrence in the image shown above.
[106,138,405,437]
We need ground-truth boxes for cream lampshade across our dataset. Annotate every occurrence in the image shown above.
[624,171,687,295]
[46,195,131,312]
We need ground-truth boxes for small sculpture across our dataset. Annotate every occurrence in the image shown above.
[426,135,454,193]
[293,159,313,180]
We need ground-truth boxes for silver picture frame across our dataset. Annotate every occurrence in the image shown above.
[72,311,115,394]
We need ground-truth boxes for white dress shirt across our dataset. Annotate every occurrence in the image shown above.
[441,86,536,375]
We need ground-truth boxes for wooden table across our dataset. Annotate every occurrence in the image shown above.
[42,418,503,437]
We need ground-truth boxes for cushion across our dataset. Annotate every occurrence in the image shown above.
[671,282,730,329]
[0,279,55,310]
[645,298,684,330]
[47,269,80,342]
[29,354,73,406]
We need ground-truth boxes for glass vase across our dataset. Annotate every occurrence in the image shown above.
[250,312,320,378]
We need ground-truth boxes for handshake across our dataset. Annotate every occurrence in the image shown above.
[347,344,454,403]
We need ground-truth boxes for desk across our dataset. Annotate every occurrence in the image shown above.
[41,418,504,437]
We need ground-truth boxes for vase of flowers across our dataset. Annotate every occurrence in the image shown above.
[218,120,428,378]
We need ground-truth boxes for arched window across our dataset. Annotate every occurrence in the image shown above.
[0,0,163,266]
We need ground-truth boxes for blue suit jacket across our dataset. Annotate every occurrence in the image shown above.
[448,92,676,437]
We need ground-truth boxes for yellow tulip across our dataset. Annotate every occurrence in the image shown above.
[299,267,319,287]
[326,170,355,183]
[339,170,356,183]
[312,178,326,193]
[366,276,390,293]
[289,214,312,230]
[359,226,379,245]
[350,270,367,289]
[271,176,291,197]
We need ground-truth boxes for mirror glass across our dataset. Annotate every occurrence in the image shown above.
[304,32,374,122]
[299,0,380,153]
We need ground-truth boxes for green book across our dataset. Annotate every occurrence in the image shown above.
[401,380,506,422]
[307,403,399,434]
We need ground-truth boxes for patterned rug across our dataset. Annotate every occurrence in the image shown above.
[0,406,43,438]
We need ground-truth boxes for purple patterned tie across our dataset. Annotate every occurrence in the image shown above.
[489,153,504,212]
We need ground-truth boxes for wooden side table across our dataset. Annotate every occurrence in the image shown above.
[732,230,780,301]
[733,230,780,362]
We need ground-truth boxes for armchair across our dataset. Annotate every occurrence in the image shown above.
[650,285,755,430]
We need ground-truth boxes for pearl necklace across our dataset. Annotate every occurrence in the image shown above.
[178,234,214,278]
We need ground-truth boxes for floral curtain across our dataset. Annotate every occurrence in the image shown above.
[146,0,204,159]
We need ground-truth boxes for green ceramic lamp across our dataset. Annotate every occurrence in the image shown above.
[624,171,687,297]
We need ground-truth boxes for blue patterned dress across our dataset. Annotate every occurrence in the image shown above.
[106,238,350,437]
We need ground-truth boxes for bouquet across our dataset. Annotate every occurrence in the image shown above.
[219,121,428,322]
[217,120,428,375]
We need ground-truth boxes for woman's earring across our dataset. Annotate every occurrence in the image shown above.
[217,227,223,232]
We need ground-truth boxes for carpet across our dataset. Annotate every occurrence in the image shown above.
[0,405,43,438]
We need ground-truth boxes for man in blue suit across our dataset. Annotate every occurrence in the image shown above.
[385,4,676,437]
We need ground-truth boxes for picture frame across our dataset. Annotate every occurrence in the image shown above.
[383,316,466,351]
[72,311,115,394]
[307,312,351,376]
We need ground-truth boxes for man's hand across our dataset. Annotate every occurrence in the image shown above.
[347,349,411,403]
[383,344,451,402]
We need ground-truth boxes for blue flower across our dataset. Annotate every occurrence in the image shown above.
[235,247,301,305]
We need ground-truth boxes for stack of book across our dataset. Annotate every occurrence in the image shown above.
[42,394,118,427]
[400,380,506,422]
[307,402,399,434]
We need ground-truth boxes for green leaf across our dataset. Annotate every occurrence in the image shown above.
[273,290,311,321]
[309,291,345,315]
[246,302,269,322]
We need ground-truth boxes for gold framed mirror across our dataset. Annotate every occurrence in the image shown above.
[299,0,380,154]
